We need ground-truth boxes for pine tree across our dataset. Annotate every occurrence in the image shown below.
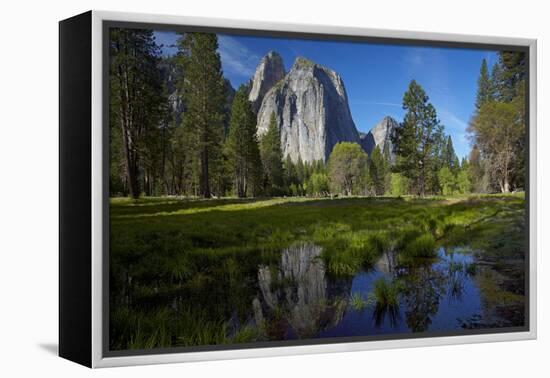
[369,145,386,196]
[109,28,166,199]
[382,144,392,194]
[295,157,306,190]
[456,159,471,194]
[178,33,226,198]
[498,51,526,102]
[260,112,284,195]
[490,62,502,101]
[443,136,459,172]
[476,58,492,110]
[437,166,457,195]
[283,155,298,194]
[393,80,443,196]
[225,86,262,197]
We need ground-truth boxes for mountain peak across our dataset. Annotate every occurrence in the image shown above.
[292,56,316,69]
[248,51,286,112]
[256,56,358,163]
[359,116,398,158]
[265,50,282,59]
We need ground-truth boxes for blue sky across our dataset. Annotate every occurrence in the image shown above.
[154,31,498,159]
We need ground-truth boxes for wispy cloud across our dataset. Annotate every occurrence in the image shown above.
[439,109,468,130]
[218,35,260,78]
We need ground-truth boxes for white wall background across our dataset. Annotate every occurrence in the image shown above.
[0,0,546,376]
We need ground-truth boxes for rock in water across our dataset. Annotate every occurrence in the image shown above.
[248,51,286,113]
[360,116,398,159]
[257,57,359,163]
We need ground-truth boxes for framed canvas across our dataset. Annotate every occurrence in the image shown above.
[59,10,537,368]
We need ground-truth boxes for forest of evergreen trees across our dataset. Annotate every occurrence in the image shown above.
[109,28,526,199]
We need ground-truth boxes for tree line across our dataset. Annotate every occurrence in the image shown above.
[468,52,526,193]
[109,29,525,199]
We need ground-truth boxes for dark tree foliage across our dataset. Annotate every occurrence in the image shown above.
[498,51,526,102]
[393,80,443,196]
[442,136,459,172]
[225,86,263,198]
[109,28,167,198]
[476,58,493,110]
[260,112,285,195]
[369,145,387,196]
[177,32,226,198]
[468,51,526,193]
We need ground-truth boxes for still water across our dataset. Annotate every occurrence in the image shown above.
[247,243,484,339]
[111,240,525,349]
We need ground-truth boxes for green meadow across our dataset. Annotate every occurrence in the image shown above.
[109,194,526,350]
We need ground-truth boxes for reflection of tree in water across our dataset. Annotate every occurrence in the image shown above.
[397,262,446,332]
[254,243,351,339]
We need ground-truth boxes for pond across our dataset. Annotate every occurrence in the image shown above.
[110,240,525,349]
[249,242,510,340]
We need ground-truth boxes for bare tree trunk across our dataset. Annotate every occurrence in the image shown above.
[118,63,140,199]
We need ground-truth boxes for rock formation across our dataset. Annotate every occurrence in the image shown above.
[360,116,398,159]
[256,57,359,163]
[248,51,286,113]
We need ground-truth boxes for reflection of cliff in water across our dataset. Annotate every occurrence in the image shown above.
[254,243,351,339]
[375,248,398,275]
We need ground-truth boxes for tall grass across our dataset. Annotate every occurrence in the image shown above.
[320,231,389,275]
[349,292,367,311]
[371,278,402,327]
[404,233,436,258]
[372,278,401,308]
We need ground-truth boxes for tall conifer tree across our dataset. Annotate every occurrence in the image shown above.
[476,58,492,110]
[226,86,262,197]
[369,145,386,195]
[260,112,285,194]
[393,80,443,196]
[178,33,226,198]
[110,28,166,199]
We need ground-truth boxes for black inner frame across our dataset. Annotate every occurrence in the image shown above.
[102,19,531,358]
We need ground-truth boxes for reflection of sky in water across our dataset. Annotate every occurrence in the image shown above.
[263,244,484,339]
[429,249,481,331]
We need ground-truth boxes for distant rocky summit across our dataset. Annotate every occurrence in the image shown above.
[248,51,286,113]
[359,116,398,159]
[249,52,398,163]
[255,55,359,163]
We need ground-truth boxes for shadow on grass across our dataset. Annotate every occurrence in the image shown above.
[110,197,268,217]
